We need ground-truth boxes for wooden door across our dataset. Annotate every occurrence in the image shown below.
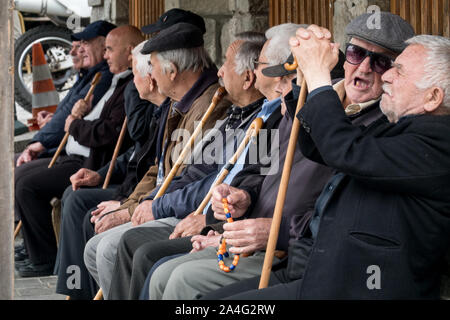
[129,0,165,37]
[391,0,450,37]
[269,0,335,34]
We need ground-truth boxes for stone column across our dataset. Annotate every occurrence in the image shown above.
[89,0,129,25]
[333,0,390,49]
[0,0,14,300]
[221,0,269,62]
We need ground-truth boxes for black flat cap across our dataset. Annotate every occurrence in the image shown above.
[142,8,206,34]
[346,12,415,53]
[71,20,117,41]
[141,22,204,54]
[262,51,346,80]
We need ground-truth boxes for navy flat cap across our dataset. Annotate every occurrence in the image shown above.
[262,51,346,80]
[346,12,415,53]
[141,22,204,54]
[142,8,206,34]
[71,20,117,41]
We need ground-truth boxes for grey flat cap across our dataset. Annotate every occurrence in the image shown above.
[346,12,415,53]
[141,22,204,54]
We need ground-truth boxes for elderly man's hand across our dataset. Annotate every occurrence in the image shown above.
[94,208,130,234]
[223,218,272,255]
[169,212,206,239]
[71,99,91,118]
[70,168,102,190]
[190,230,221,253]
[90,200,121,224]
[211,184,251,221]
[16,142,45,167]
[131,200,155,226]
[36,111,53,129]
[64,115,76,132]
[290,24,340,91]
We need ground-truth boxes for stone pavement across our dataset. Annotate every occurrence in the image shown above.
[14,234,65,300]
[14,275,66,300]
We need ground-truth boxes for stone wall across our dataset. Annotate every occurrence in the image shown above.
[88,0,129,26]
[166,0,269,65]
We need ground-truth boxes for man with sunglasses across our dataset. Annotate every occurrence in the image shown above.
[202,12,435,300]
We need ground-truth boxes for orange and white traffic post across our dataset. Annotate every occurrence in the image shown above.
[27,42,59,131]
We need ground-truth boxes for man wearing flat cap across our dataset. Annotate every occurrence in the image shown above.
[14,23,143,278]
[200,12,437,300]
[83,21,231,298]
[14,20,116,276]
[141,8,206,35]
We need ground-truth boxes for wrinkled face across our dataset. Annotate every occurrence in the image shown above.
[79,36,105,69]
[70,41,83,70]
[104,34,131,74]
[149,52,172,98]
[132,58,151,99]
[344,38,395,104]
[380,45,427,123]
[217,41,246,105]
[254,40,277,99]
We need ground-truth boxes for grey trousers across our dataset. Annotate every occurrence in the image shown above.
[83,217,180,299]
[149,247,280,300]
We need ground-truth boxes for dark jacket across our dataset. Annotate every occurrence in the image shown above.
[295,88,450,299]
[118,67,231,216]
[96,82,165,200]
[68,73,133,170]
[149,98,270,220]
[32,61,113,152]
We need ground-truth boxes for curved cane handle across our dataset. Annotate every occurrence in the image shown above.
[249,117,263,135]
[284,57,298,71]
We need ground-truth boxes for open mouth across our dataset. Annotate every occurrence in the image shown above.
[353,77,370,90]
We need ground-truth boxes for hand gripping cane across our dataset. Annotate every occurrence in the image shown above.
[192,117,264,216]
[258,57,309,289]
[93,86,227,300]
[48,72,102,168]
[14,72,102,240]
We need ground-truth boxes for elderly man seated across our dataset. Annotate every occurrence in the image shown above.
[204,19,450,300]
[146,12,415,300]
[14,23,143,277]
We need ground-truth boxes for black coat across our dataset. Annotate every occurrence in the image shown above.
[295,89,450,299]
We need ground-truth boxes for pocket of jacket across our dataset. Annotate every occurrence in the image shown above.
[349,231,401,249]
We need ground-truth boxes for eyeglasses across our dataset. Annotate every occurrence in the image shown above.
[253,60,270,66]
[345,43,394,74]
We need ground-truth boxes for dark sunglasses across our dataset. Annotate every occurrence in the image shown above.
[345,43,394,74]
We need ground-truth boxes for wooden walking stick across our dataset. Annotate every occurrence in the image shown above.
[192,117,263,216]
[153,86,227,199]
[102,117,128,189]
[13,73,103,241]
[93,86,227,300]
[48,72,102,169]
[258,57,309,289]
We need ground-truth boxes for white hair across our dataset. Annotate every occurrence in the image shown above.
[132,41,152,77]
[156,46,213,74]
[406,35,450,109]
[264,23,308,65]
[234,36,266,75]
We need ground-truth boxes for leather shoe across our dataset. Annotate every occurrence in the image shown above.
[15,247,29,261]
[14,242,25,253]
[15,258,31,270]
[17,262,54,278]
